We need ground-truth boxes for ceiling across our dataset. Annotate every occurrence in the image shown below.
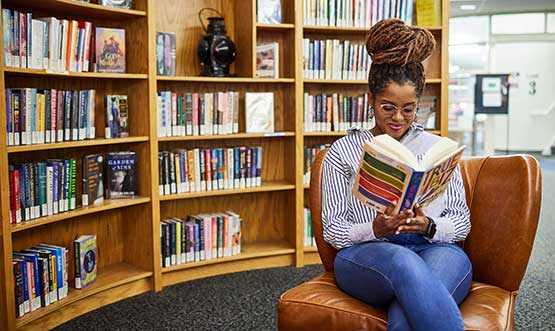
[450,0,555,17]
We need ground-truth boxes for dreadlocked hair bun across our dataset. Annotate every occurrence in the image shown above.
[366,18,436,66]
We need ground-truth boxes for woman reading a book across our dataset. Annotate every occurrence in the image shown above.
[322,19,472,331]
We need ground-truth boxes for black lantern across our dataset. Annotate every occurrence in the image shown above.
[197,8,236,77]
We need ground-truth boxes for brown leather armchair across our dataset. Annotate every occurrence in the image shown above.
[279,152,542,331]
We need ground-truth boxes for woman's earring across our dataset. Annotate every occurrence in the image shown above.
[369,107,374,118]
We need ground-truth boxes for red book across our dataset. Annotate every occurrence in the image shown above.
[79,22,93,72]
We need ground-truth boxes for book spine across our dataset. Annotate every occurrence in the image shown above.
[74,240,81,288]
[400,170,425,211]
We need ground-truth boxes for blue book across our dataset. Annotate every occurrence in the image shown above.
[13,258,30,314]
[13,252,41,311]
[35,244,65,300]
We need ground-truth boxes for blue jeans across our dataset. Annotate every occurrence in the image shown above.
[334,234,472,331]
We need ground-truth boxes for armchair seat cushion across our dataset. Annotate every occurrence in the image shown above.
[278,272,515,331]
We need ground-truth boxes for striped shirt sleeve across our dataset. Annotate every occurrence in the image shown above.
[321,142,379,250]
[431,165,471,243]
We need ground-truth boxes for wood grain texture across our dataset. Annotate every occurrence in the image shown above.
[162,254,294,287]
[0,10,17,325]
[1,0,147,20]
[162,240,294,272]
[7,137,149,153]
[257,29,296,78]
[159,190,296,245]
[147,0,163,292]
[303,251,322,265]
[17,275,151,331]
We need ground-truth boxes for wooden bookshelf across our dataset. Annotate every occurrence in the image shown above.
[0,0,451,329]
[14,263,151,329]
[7,137,149,153]
[10,197,151,233]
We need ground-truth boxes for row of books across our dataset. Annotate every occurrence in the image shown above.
[5,88,96,146]
[161,212,242,267]
[8,159,77,224]
[302,39,371,81]
[303,144,329,184]
[304,92,373,132]
[1,10,126,73]
[303,208,316,247]
[8,151,138,224]
[157,91,240,137]
[303,0,414,27]
[12,243,69,318]
[158,146,263,195]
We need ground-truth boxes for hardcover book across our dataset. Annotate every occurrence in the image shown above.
[245,92,274,133]
[104,95,129,138]
[256,42,279,79]
[82,154,104,206]
[257,0,282,24]
[353,134,465,214]
[74,234,97,289]
[156,32,176,76]
[100,0,132,9]
[106,151,137,198]
[95,27,126,73]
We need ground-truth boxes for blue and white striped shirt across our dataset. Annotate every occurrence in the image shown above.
[322,124,471,249]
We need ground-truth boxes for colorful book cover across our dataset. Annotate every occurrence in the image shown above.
[353,135,465,214]
[74,234,97,289]
[104,95,129,138]
[95,27,125,73]
[82,154,104,206]
[256,42,279,78]
[106,151,138,198]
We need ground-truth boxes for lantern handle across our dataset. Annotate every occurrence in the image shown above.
[198,7,225,33]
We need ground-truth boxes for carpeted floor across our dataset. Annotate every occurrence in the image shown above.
[54,167,555,331]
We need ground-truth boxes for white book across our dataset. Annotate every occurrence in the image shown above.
[245,92,274,133]
[194,148,201,192]
[227,148,234,189]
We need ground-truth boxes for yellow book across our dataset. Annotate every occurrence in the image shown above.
[176,220,182,264]
[416,0,441,27]
[38,93,45,143]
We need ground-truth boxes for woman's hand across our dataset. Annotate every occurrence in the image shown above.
[373,202,414,238]
[395,203,430,234]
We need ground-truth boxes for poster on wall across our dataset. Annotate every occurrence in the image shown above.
[474,74,510,114]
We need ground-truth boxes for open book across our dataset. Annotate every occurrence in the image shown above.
[353,134,465,214]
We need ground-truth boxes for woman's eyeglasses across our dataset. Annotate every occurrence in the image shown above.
[379,103,417,119]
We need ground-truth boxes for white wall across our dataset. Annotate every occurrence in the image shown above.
[486,41,555,152]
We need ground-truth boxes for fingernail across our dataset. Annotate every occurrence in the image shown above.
[395,230,400,235]
[406,219,411,224]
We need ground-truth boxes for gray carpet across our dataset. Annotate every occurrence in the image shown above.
[54,167,555,331]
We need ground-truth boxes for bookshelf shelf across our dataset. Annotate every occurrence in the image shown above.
[257,23,295,30]
[304,246,318,253]
[10,197,151,233]
[303,184,309,189]
[158,132,295,142]
[304,79,367,85]
[159,182,296,201]
[304,132,347,137]
[1,0,147,19]
[303,25,370,33]
[7,137,149,153]
[15,263,152,328]
[304,78,441,85]
[3,68,148,80]
[161,240,295,273]
[156,76,295,83]
[426,130,441,135]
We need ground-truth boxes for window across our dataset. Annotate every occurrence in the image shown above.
[491,13,545,34]
[547,13,555,33]
[450,16,489,44]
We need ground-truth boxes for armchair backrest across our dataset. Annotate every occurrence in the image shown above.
[310,151,542,291]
